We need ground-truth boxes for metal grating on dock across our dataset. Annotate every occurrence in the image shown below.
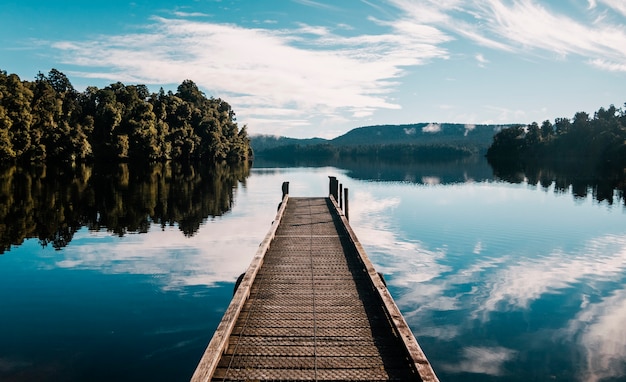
[192,192,438,382]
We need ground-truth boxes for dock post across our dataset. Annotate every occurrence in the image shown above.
[339,183,343,210]
[328,176,339,200]
[282,181,289,198]
[344,187,349,221]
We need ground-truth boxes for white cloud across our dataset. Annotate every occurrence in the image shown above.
[589,58,626,72]
[52,13,451,136]
[422,122,442,133]
[172,11,209,17]
[475,53,489,67]
[46,1,626,137]
[390,0,626,71]
[598,0,626,17]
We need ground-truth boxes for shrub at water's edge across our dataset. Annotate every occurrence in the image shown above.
[0,69,252,164]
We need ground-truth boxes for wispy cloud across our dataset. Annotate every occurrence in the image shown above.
[475,53,489,67]
[390,0,626,70]
[53,13,449,136]
[591,0,626,17]
[290,0,339,11]
[172,11,209,17]
[48,1,626,136]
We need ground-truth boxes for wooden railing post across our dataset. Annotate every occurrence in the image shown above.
[339,183,343,209]
[328,176,338,200]
[344,187,349,221]
[282,181,289,198]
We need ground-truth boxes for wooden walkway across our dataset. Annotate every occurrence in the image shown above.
[192,182,438,381]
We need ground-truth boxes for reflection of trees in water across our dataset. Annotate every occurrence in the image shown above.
[338,156,494,184]
[489,158,626,206]
[254,156,495,184]
[0,162,250,253]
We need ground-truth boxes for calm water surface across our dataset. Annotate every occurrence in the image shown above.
[1,160,625,381]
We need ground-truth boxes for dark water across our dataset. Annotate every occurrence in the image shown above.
[1,158,625,381]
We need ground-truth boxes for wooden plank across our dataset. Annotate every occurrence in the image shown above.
[189,194,290,382]
[328,195,440,382]
[192,191,438,382]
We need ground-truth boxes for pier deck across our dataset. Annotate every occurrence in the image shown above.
[192,185,438,381]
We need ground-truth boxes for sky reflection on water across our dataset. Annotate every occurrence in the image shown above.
[348,180,626,381]
[1,165,625,381]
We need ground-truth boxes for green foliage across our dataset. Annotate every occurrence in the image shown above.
[0,69,251,164]
[487,103,626,171]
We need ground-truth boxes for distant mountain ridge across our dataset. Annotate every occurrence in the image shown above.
[251,123,510,155]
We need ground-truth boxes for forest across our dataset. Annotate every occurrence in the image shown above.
[0,69,251,164]
[486,103,626,171]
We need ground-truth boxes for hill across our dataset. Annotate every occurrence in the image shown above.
[250,135,327,153]
[330,123,503,149]
[251,123,509,160]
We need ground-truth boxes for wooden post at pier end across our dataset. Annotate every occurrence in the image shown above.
[328,176,339,201]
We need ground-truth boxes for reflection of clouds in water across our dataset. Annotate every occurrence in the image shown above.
[439,346,517,376]
[350,187,626,380]
[0,357,33,373]
[421,176,440,185]
[350,191,450,286]
[350,191,453,317]
[562,288,626,382]
[473,241,482,254]
[476,234,626,319]
[54,213,274,291]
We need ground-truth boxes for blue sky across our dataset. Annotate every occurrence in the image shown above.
[2,0,625,138]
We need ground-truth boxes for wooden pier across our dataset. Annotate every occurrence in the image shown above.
[191,179,438,381]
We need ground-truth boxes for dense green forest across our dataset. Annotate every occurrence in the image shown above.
[486,103,626,170]
[0,69,251,164]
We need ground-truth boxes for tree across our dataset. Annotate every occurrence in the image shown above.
[525,122,541,147]
[540,120,554,140]
[486,125,525,158]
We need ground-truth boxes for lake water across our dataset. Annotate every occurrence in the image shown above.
[1,158,625,381]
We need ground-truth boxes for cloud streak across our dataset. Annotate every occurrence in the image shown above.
[53,13,449,137]
[48,1,626,136]
[390,0,626,70]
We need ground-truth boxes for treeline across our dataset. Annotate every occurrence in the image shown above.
[259,143,475,163]
[0,162,250,254]
[486,103,626,170]
[0,69,251,164]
